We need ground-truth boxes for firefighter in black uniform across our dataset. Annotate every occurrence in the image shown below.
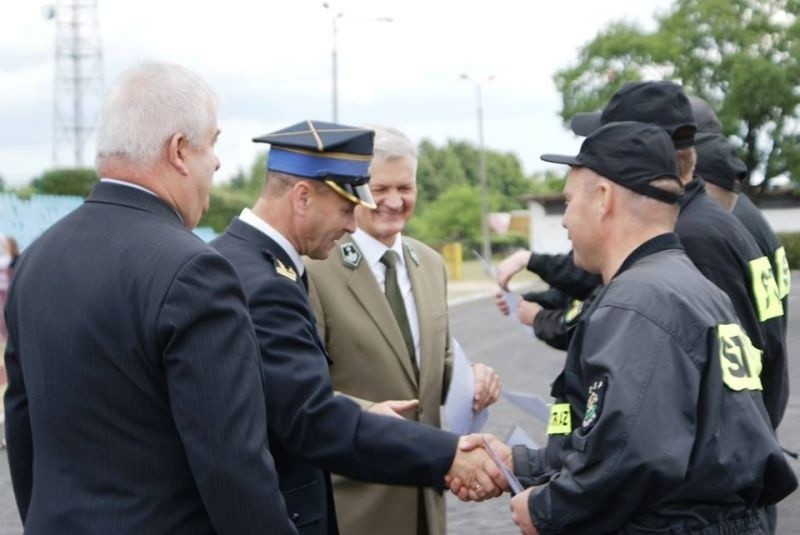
[690,96,791,324]
[495,251,600,350]
[566,81,788,430]
[502,121,797,534]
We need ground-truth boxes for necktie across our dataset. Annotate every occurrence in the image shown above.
[380,250,418,377]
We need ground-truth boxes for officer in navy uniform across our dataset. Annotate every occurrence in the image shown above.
[210,121,503,535]
[500,121,796,534]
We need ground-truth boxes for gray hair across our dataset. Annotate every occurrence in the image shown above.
[364,125,418,172]
[95,62,218,167]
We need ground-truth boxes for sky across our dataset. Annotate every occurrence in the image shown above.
[0,0,675,187]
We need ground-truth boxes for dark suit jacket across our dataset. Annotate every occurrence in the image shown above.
[3,182,295,535]
[211,218,459,535]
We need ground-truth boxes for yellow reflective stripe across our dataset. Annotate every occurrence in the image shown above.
[775,246,791,299]
[547,403,572,435]
[748,256,783,321]
[717,323,763,391]
[563,299,583,323]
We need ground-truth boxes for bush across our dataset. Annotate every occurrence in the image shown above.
[777,232,800,270]
[32,168,98,197]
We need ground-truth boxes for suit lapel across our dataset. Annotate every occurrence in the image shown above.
[341,238,419,388]
[404,241,434,390]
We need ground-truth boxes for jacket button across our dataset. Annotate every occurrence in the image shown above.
[291,513,300,520]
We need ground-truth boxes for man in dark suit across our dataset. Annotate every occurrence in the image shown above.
[211,121,504,535]
[3,62,296,535]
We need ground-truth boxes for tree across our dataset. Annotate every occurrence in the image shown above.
[198,153,266,231]
[416,139,537,211]
[554,0,800,189]
[407,183,508,250]
[32,168,98,197]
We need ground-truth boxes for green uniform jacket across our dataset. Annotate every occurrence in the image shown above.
[306,235,453,535]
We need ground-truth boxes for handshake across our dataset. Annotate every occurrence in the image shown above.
[445,433,513,501]
[445,435,541,535]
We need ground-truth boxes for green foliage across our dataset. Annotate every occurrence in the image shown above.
[489,231,529,259]
[198,188,255,232]
[407,184,506,251]
[32,167,98,197]
[528,169,567,195]
[778,232,800,269]
[416,139,538,211]
[554,0,800,188]
[407,184,482,246]
[200,153,266,232]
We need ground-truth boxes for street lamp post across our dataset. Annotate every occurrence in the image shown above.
[322,3,391,122]
[461,73,495,263]
[326,6,343,122]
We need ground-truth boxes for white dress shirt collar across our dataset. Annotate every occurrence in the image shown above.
[351,228,404,269]
[100,178,158,197]
[238,208,305,276]
[100,178,184,224]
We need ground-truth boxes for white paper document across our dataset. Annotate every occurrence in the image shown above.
[472,250,532,335]
[502,389,550,424]
[505,423,539,450]
[482,435,524,495]
[443,338,489,435]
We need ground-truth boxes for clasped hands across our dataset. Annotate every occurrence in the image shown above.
[446,434,541,534]
[444,433,511,502]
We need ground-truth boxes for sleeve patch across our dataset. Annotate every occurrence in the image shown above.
[547,403,572,435]
[748,256,783,321]
[717,323,763,392]
[582,378,605,428]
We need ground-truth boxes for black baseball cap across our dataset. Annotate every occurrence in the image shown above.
[694,133,747,192]
[570,81,697,148]
[542,121,682,204]
[689,96,723,134]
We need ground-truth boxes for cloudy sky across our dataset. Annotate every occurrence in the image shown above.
[0,0,674,187]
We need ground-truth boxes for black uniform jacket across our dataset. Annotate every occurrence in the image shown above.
[4,182,295,535]
[522,288,597,351]
[734,194,791,324]
[527,251,602,301]
[211,218,459,535]
[523,185,789,428]
[677,179,788,428]
[523,253,603,350]
[515,234,797,534]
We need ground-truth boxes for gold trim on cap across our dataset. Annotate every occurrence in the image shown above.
[324,180,377,209]
[277,146,372,161]
[306,120,324,152]
[262,126,372,138]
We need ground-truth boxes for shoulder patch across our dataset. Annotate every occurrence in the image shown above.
[563,299,584,324]
[340,242,362,269]
[274,258,297,281]
[582,378,606,428]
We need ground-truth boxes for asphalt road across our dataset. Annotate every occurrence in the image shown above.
[0,273,798,534]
